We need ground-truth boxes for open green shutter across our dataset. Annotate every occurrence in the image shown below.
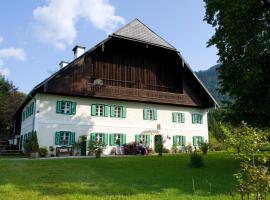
[135,134,140,143]
[183,136,186,146]
[104,105,109,117]
[56,101,62,113]
[71,102,76,115]
[172,113,176,122]
[122,134,126,145]
[122,107,126,118]
[143,109,148,120]
[146,135,150,145]
[173,135,176,145]
[200,136,204,145]
[192,136,195,146]
[110,134,114,145]
[55,132,61,145]
[91,133,96,141]
[69,132,75,145]
[91,104,96,116]
[153,109,157,120]
[181,113,185,123]
[103,133,108,145]
[110,106,115,117]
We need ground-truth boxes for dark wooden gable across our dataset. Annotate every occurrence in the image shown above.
[43,37,215,108]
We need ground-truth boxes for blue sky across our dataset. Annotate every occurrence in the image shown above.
[0,0,218,93]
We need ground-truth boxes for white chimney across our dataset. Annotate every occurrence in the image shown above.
[72,45,86,59]
[59,61,69,69]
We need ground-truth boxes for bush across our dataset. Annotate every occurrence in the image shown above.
[189,152,204,168]
[171,144,178,154]
[200,142,209,154]
[88,140,96,156]
[39,147,48,157]
[186,144,193,153]
[80,135,87,142]
[162,147,170,153]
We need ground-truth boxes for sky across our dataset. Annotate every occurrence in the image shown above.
[0,0,218,93]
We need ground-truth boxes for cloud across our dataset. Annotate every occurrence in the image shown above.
[0,48,26,61]
[0,36,3,45]
[0,67,10,77]
[32,0,125,50]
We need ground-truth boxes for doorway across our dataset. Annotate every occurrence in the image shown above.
[154,135,163,152]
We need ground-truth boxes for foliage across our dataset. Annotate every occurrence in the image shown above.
[0,153,242,199]
[186,144,193,153]
[39,147,48,157]
[222,122,270,199]
[200,143,209,154]
[0,75,25,139]
[79,135,87,142]
[23,131,39,156]
[171,144,178,154]
[155,142,163,156]
[204,0,270,127]
[189,151,204,168]
[88,140,106,158]
[162,147,170,153]
[88,140,96,156]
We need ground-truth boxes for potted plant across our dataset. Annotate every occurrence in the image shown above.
[88,140,96,156]
[93,141,106,158]
[200,142,209,154]
[28,131,39,158]
[49,146,55,157]
[39,147,48,157]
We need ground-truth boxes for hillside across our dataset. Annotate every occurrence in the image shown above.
[195,64,230,106]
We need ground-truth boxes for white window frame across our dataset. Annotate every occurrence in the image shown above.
[96,133,104,143]
[147,109,154,120]
[96,105,104,117]
[61,101,72,114]
[114,106,122,118]
[60,131,70,145]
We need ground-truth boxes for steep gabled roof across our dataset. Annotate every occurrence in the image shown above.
[112,18,176,50]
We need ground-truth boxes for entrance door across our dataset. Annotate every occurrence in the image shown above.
[154,135,162,152]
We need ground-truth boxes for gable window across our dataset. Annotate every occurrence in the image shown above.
[90,133,108,145]
[91,104,109,117]
[56,101,76,115]
[192,136,204,146]
[110,105,126,118]
[109,133,126,146]
[143,108,157,120]
[192,114,203,124]
[172,112,185,123]
[173,135,186,146]
[55,131,75,145]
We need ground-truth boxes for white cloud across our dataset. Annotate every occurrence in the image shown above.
[0,47,26,61]
[0,36,3,45]
[0,67,10,77]
[33,0,125,49]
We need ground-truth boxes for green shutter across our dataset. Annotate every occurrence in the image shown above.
[172,113,176,122]
[143,109,148,120]
[69,132,75,145]
[110,134,115,145]
[200,115,203,124]
[182,136,186,146]
[71,102,76,115]
[153,109,157,120]
[122,107,126,118]
[173,135,176,145]
[192,114,195,124]
[55,132,61,145]
[103,133,108,145]
[110,106,115,117]
[181,113,185,123]
[146,135,150,145]
[104,105,109,117]
[91,104,96,116]
[200,136,204,145]
[135,134,140,143]
[56,101,62,113]
[122,134,126,145]
[91,133,96,141]
[192,136,195,146]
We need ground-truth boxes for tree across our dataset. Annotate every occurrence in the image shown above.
[0,74,25,139]
[204,0,270,127]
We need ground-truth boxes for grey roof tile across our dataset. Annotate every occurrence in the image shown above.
[113,19,176,50]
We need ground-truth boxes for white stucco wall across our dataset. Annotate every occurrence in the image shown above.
[21,93,209,154]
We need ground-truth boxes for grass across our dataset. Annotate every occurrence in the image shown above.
[0,152,242,200]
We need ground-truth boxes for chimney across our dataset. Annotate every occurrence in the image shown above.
[72,45,86,59]
[59,61,69,69]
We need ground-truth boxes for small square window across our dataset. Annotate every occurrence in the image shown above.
[96,105,104,116]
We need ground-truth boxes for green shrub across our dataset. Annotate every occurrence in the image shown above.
[200,143,209,154]
[80,135,87,142]
[162,147,170,153]
[171,144,178,154]
[186,144,193,153]
[39,147,48,157]
[189,152,204,168]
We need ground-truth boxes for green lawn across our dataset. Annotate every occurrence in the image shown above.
[0,153,242,200]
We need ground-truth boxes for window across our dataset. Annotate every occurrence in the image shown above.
[109,133,126,145]
[192,114,203,124]
[192,136,204,146]
[91,104,109,117]
[90,133,108,145]
[143,108,157,120]
[135,134,150,144]
[173,135,186,146]
[22,102,35,121]
[110,105,126,118]
[56,101,76,115]
[172,112,185,123]
[55,131,75,145]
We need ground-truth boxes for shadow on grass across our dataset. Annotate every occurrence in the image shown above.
[0,153,239,199]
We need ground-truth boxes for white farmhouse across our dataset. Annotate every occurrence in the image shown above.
[13,19,218,155]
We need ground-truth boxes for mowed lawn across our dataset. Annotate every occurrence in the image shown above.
[0,153,241,200]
